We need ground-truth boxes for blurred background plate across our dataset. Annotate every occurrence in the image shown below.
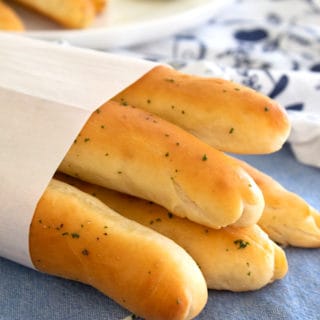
[12,0,230,49]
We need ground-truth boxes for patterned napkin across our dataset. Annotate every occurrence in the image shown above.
[112,0,320,167]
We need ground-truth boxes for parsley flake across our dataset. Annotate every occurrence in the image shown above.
[234,239,250,249]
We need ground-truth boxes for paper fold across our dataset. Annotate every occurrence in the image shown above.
[0,33,157,268]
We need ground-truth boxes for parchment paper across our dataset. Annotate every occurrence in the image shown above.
[0,33,157,268]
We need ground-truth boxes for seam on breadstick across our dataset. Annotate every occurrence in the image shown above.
[55,173,288,292]
[30,179,208,320]
[59,100,264,229]
[112,65,291,154]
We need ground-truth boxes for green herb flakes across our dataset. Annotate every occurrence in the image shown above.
[82,249,89,256]
[234,239,250,249]
[120,98,128,106]
[71,233,80,239]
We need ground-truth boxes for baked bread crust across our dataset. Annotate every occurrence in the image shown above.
[56,173,289,292]
[113,65,290,154]
[235,158,320,247]
[91,0,106,13]
[30,179,208,320]
[13,0,95,28]
[59,101,264,229]
[0,1,24,30]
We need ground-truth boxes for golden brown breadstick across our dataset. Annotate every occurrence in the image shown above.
[233,158,320,247]
[30,179,208,320]
[13,0,95,28]
[90,0,106,13]
[59,101,265,229]
[113,65,290,154]
[0,1,24,30]
[56,173,288,292]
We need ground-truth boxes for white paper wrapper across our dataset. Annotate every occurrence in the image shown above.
[0,33,157,268]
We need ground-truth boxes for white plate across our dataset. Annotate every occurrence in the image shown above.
[12,0,228,49]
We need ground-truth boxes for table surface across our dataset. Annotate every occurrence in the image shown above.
[1,144,319,320]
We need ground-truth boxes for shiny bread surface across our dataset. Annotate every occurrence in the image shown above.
[30,179,208,320]
[59,100,264,229]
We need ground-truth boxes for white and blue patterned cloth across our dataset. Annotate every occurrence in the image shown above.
[1,1,319,320]
[113,0,320,168]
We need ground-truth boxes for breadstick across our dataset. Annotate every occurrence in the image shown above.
[59,101,264,229]
[13,0,95,28]
[90,0,106,13]
[233,158,320,247]
[30,179,208,320]
[0,0,24,30]
[56,173,288,292]
[113,65,290,154]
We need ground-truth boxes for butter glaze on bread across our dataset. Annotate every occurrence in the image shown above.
[59,101,264,229]
[30,179,208,320]
[113,65,290,154]
[56,173,289,292]
[234,158,320,247]
[0,1,24,30]
[14,0,95,28]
